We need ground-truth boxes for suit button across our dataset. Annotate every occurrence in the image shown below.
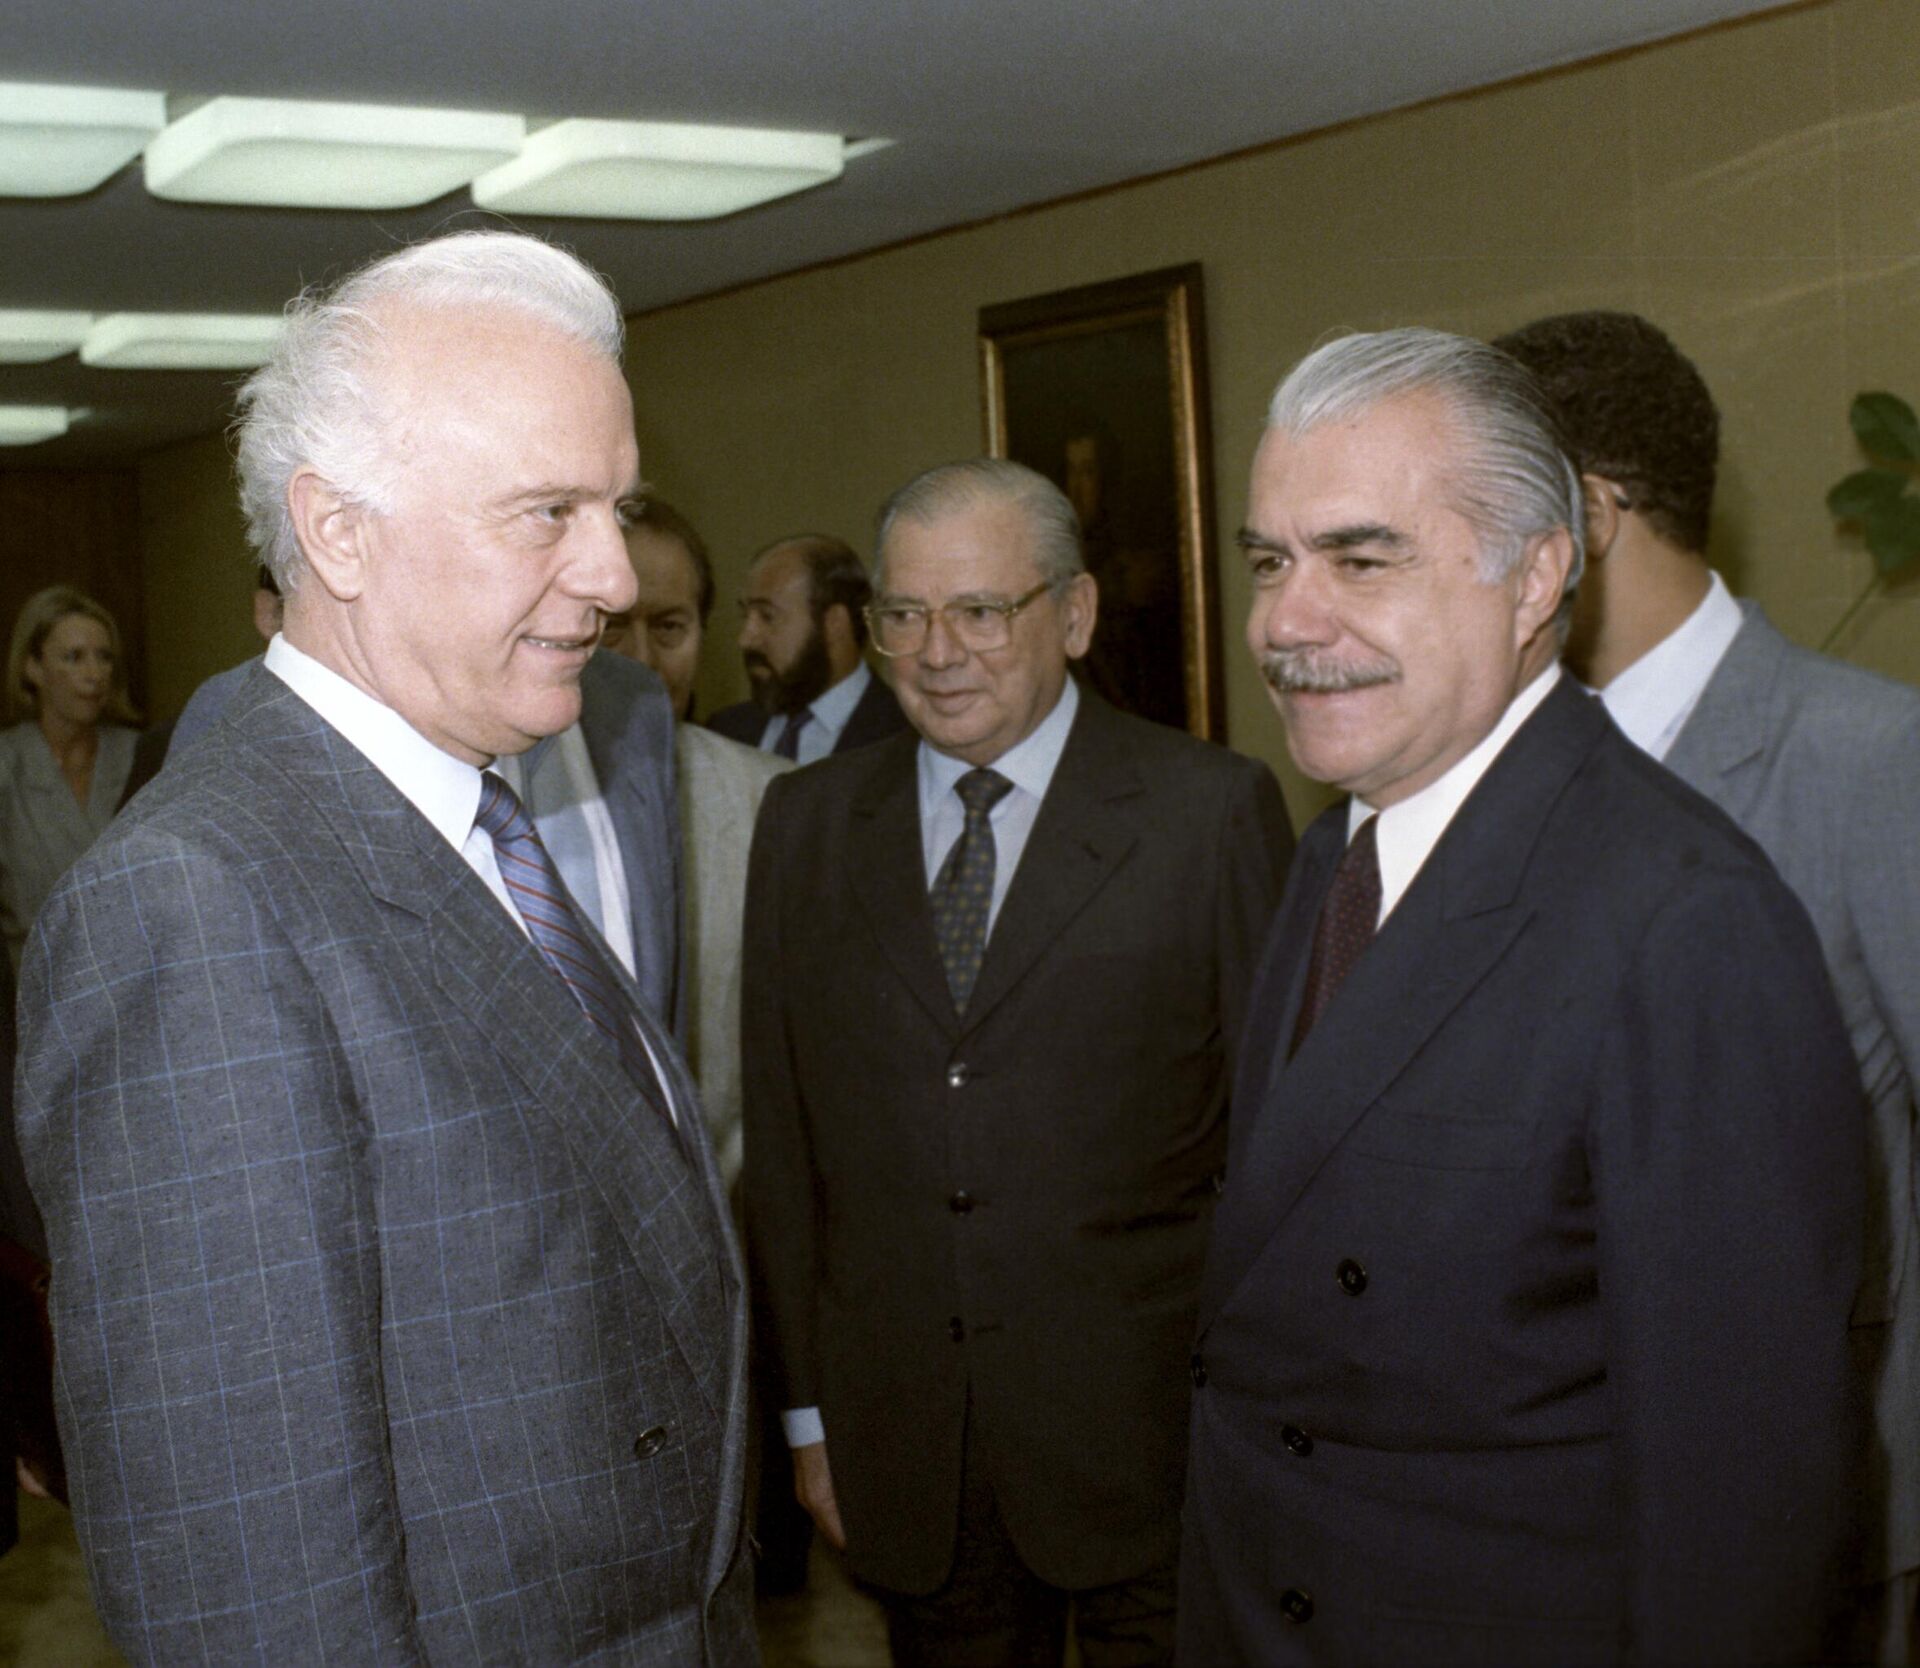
[1281,1587,1314,1624]
[632,1425,668,1460]
[946,1063,970,1088]
[949,1191,975,1214]
[1190,1353,1208,1388]
[1336,1258,1368,1295]
[948,1317,966,1343]
[1282,1424,1313,1457]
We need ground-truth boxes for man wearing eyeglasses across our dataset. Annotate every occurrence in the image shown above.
[743,457,1294,1664]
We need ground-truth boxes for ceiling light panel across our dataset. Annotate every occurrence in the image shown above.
[0,82,165,197]
[0,310,94,363]
[145,96,525,210]
[82,314,284,370]
[0,407,71,446]
[471,120,845,220]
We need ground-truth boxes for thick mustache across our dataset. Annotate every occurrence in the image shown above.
[1259,647,1400,695]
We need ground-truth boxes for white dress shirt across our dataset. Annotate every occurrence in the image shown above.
[1596,570,1744,762]
[264,635,674,1120]
[756,660,874,764]
[1349,664,1561,926]
[782,676,1082,1451]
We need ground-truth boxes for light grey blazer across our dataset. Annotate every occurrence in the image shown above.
[0,720,136,972]
[1666,602,1920,1588]
[16,664,756,1664]
[675,725,792,1189]
[171,652,686,1034]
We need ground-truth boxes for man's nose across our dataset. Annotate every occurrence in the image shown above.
[917,609,968,669]
[1249,563,1335,652]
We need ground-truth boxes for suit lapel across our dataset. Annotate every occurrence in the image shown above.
[846,735,960,1034]
[231,672,738,1418]
[960,697,1140,1034]
[1200,679,1603,1328]
[1663,606,1779,824]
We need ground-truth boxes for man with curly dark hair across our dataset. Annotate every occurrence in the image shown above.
[1498,308,1920,1666]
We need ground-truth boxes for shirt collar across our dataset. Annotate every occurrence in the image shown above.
[1597,569,1743,759]
[1349,662,1561,922]
[807,658,872,741]
[920,673,1079,805]
[264,633,484,855]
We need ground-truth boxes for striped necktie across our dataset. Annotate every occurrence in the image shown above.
[475,772,671,1125]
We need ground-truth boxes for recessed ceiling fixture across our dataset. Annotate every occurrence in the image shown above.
[0,406,71,446]
[471,119,848,220]
[0,82,166,198]
[81,313,284,370]
[0,310,94,363]
[145,96,525,210]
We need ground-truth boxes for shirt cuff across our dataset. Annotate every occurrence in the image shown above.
[781,1406,825,1448]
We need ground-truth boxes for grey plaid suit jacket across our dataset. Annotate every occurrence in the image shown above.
[1667,602,1920,1590]
[14,665,757,1665]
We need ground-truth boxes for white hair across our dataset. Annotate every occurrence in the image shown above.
[1267,328,1584,602]
[873,457,1084,592]
[232,230,625,590]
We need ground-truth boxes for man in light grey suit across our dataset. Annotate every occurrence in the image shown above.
[170,641,687,1036]
[14,232,755,1664]
[1500,309,1920,1663]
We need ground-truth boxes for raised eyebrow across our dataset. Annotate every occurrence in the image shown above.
[1236,526,1286,554]
[1310,522,1407,553]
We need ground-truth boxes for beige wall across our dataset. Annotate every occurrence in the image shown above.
[625,0,1920,823]
[136,0,1920,825]
[137,432,258,722]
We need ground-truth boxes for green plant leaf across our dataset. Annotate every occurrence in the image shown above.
[1863,495,1920,579]
[1850,392,1920,463]
[1827,468,1911,520]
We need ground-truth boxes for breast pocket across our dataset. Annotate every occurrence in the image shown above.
[1347,1094,1536,1172]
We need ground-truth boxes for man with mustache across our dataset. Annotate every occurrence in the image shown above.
[706,534,908,761]
[1180,328,1864,1665]
[744,457,1292,1663]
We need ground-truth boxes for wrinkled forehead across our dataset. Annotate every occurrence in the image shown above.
[878,501,1041,600]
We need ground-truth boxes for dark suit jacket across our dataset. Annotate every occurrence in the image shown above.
[17,666,754,1664]
[168,650,686,1034]
[743,694,1292,1596]
[706,666,907,756]
[1181,679,1865,1666]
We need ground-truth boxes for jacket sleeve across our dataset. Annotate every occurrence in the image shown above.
[15,837,425,1664]
[738,775,822,1415]
[1590,861,1863,1663]
[1214,757,1296,1074]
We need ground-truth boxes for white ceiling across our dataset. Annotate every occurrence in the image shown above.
[0,0,1789,465]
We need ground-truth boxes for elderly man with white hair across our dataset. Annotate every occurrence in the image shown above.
[1179,328,1864,1665]
[14,232,756,1665]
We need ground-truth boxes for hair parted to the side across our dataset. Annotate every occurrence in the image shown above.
[232,229,627,594]
[1492,311,1719,555]
[5,585,139,725]
[1267,328,1585,608]
[873,457,1085,594]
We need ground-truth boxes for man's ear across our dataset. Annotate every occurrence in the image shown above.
[1580,473,1622,562]
[1513,526,1576,647]
[1060,571,1099,659]
[287,468,370,603]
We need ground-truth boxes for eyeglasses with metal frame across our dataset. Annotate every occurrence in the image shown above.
[864,580,1058,657]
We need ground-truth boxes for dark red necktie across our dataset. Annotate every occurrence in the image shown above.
[1290,814,1382,1055]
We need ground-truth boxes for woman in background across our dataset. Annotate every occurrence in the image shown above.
[0,586,140,971]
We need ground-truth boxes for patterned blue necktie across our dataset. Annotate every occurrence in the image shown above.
[475,772,671,1125]
[930,767,1014,1013]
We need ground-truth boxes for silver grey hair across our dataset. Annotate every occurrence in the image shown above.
[232,230,626,591]
[1267,328,1585,604]
[873,457,1084,592]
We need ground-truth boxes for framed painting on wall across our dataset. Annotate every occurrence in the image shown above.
[978,262,1223,740]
